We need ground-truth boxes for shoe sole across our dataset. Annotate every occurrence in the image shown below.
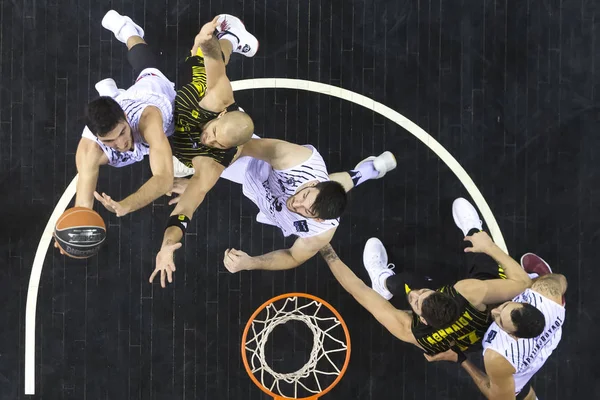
[520,253,553,274]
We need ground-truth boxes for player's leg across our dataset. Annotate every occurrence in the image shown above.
[452,197,508,281]
[101,10,158,75]
[329,151,396,192]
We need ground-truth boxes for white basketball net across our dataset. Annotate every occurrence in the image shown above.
[244,296,349,398]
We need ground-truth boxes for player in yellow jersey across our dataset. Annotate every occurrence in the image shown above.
[319,197,533,356]
[149,14,259,286]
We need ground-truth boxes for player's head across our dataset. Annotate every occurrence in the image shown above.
[407,289,461,328]
[286,181,347,220]
[491,302,545,339]
[201,111,254,149]
[85,97,132,152]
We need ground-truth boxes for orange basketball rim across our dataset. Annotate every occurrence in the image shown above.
[241,293,351,400]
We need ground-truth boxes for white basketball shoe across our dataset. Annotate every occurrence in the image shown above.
[363,238,395,300]
[452,197,483,237]
[101,10,145,44]
[215,14,259,57]
[95,78,125,98]
[355,151,397,179]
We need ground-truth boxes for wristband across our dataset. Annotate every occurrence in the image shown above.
[166,214,191,235]
[455,349,467,364]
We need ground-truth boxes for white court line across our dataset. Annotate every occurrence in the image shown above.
[231,78,506,250]
[24,78,505,395]
[24,175,78,394]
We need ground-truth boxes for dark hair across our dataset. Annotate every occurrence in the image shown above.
[511,303,545,339]
[310,181,348,219]
[85,97,125,136]
[420,292,461,329]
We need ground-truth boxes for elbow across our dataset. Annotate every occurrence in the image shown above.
[285,249,305,268]
[556,273,568,292]
[560,275,568,291]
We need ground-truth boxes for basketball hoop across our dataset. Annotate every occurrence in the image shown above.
[241,293,351,400]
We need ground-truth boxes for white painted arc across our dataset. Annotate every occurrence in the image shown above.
[230,78,506,250]
[25,175,78,394]
[24,78,505,395]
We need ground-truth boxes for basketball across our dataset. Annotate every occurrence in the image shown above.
[54,207,106,259]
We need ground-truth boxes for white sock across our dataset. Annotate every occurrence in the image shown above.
[528,273,539,279]
[218,32,239,49]
[118,23,140,42]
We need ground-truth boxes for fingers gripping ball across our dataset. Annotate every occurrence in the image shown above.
[54,207,106,259]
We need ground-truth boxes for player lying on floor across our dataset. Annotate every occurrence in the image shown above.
[318,198,534,355]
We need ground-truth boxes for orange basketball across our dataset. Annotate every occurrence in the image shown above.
[54,207,107,259]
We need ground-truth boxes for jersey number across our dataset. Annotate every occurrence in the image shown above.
[456,331,481,349]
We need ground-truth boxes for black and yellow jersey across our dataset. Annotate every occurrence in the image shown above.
[171,49,239,168]
[411,285,492,355]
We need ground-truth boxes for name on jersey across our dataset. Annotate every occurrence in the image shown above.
[426,311,475,345]
[522,316,563,367]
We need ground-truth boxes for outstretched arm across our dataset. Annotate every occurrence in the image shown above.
[150,156,224,288]
[75,137,108,208]
[464,350,516,399]
[116,107,174,215]
[223,229,335,273]
[425,348,516,399]
[319,245,419,346]
[456,232,532,306]
[193,16,235,111]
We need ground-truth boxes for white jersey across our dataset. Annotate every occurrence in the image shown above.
[81,68,176,168]
[482,288,565,394]
[241,146,339,238]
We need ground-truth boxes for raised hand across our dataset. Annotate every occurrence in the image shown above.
[94,191,130,217]
[150,242,183,288]
[463,231,494,254]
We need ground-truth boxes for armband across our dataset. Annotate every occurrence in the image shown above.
[455,349,467,364]
[166,214,191,235]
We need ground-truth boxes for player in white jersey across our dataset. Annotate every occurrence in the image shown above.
[425,254,567,400]
[73,10,176,218]
[149,137,396,287]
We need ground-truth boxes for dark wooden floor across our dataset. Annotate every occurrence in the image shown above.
[2,0,598,399]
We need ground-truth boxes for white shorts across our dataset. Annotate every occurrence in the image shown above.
[220,155,252,184]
